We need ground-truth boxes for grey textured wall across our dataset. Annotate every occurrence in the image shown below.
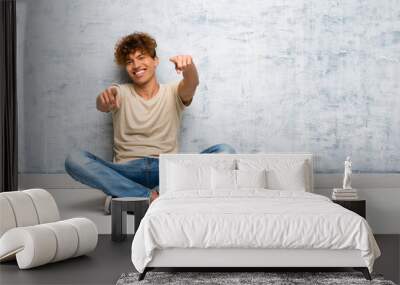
[17,0,400,174]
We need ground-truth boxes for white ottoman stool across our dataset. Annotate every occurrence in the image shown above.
[0,189,98,269]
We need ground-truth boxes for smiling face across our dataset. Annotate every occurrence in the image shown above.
[125,49,159,86]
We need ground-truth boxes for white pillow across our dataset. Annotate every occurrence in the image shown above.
[236,169,267,188]
[238,159,308,191]
[167,162,211,191]
[211,168,268,190]
[165,159,236,192]
[211,168,236,190]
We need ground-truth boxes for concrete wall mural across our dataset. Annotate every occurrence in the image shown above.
[17,0,400,173]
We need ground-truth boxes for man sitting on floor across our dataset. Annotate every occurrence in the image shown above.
[64,32,235,213]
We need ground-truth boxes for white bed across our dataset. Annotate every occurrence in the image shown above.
[131,154,380,280]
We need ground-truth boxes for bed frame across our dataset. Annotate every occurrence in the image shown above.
[141,248,370,280]
[139,154,371,280]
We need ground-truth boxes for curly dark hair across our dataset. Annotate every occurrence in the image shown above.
[114,32,157,66]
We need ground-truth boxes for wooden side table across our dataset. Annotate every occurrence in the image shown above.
[111,197,149,242]
[332,199,366,219]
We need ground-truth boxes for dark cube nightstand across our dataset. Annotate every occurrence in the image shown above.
[332,199,366,219]
[111,197,149,242]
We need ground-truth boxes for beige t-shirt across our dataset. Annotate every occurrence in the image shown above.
[111,82,186,163]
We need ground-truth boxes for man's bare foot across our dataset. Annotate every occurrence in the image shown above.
[150,191,159,204]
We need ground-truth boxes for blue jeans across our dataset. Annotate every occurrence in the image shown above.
[64,144,236,198]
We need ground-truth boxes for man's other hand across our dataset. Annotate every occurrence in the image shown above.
[97,86,120,112]
[169,55,194,74]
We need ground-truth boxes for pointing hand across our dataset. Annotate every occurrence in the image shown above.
[169,55,194,74]
[99,86,120,111]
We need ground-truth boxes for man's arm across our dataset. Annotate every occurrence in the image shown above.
[169,55,199,106]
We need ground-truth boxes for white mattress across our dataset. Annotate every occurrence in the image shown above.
[131,190,380,273]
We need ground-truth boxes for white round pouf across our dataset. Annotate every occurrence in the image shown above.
[0,189,98,269]
[0,218,98,269]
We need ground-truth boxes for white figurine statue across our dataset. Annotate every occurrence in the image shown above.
[343,156,352,189]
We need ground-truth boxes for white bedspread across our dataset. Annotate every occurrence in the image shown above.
[131,190,380,273]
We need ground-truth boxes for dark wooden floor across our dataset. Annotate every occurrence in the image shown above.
[0,235,398,285]
[0,235,134,285]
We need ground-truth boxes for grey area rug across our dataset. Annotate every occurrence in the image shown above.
[116,272,396,285]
